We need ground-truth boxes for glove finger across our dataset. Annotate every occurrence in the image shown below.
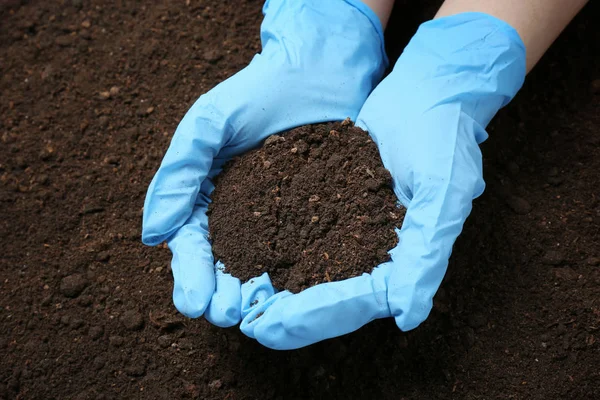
[204,262,242,327]
[142,101,228,246]
[244,264,393,350]
[389,176,478,331]
[239,273,277,320]
[168,205,216,319]
[170,244,215,319]
[240,290,293,341]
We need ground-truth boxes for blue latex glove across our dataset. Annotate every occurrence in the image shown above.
[241,12,526,349]
[142,0,387,327]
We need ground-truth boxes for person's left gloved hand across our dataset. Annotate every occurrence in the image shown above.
[241,12,526,350]
[142,0,387,328]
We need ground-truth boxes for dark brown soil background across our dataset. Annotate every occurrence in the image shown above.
[1,1,598,399]
[209,122,401,293]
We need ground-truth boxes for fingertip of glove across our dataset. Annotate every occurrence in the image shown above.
[394,314,422,332]
[243,310,288,350]
[205,272,242,327]
[141,231,163,246]
[205,304,241,328]
[240,291,295,348]
[173,288,211,319]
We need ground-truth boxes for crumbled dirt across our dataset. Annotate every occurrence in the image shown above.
[0,1,598,399]
[209,122,401,292]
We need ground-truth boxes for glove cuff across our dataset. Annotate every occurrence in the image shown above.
[344,0,388,64]
[396,12,526,128]
[262,0,389,69]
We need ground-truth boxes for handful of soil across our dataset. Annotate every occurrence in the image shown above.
[208,120,404,293]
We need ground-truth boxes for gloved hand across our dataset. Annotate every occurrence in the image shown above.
[142,0,387,327]
[241,12,526,349]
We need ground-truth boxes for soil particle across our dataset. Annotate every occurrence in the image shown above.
[125,361,146,377]
[264,134,284,146]
[40,294,53,306]
[586,257,599,266]
[542,250,566,265]
[108,335,124,347]
[59,274,88,298]
[467,312,487,329]
[209,122,402,292]
[505,195,532,214]
[55,34,75,47]
[92,357,105,371]
[591,79,600,93]
[69,318,84,330]
[173,338,191,350]
[461,327,476,349]
[88,326,104,340]
[78,29,91,40]
[78,295,93,306]
[208,379,223,390]
[120,310,144,331]
[203,50,223,64]
[157,335,172,348]
[552,267,579,281]
[96,251,110,262]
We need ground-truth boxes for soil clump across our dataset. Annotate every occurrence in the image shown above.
[209,121,402,292]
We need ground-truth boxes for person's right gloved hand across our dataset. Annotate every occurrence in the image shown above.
[142,0,387,327]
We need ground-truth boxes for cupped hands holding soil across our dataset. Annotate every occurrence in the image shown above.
[208,120,404,293]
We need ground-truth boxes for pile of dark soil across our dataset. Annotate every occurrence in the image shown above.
[0,1,598,399]
[209,121,402,292]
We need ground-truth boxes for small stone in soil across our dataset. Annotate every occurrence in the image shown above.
[202,50,223,63]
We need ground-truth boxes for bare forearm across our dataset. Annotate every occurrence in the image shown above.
[361,0,395,28]
[435,0,588,73]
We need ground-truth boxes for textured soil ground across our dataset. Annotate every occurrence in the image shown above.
[209,122,401,293]
[1,1,598,399]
